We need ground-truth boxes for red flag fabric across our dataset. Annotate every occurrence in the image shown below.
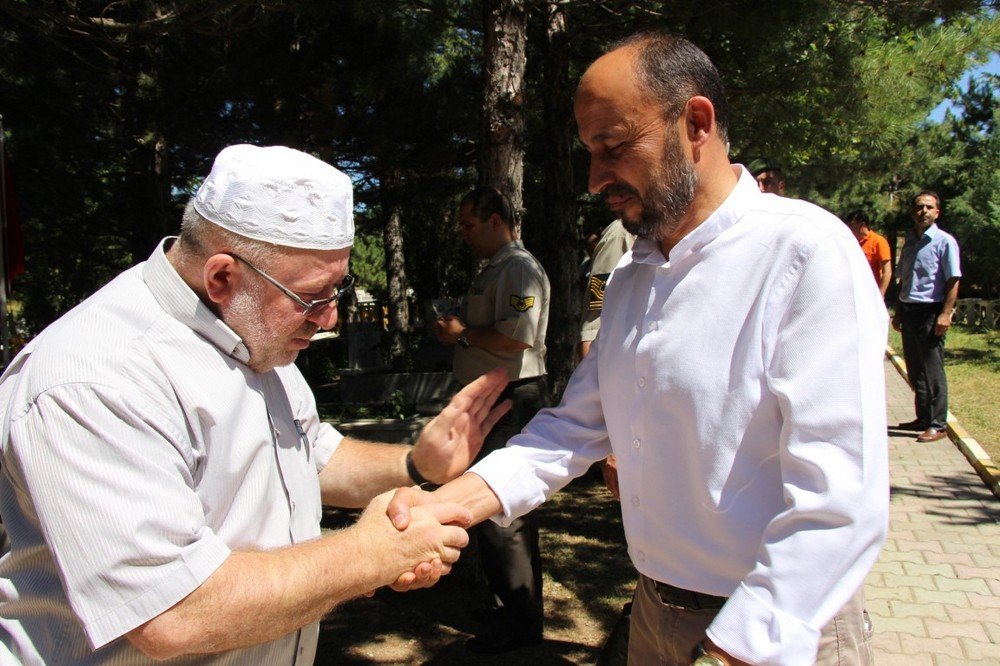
[1,149,25,294]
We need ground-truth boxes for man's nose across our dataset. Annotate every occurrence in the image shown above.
[587,156,614,195]
[308,304,339,331]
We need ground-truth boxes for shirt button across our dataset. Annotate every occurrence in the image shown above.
[636,550,646,562]
[631,495,640,506]
[647,321,655,332]
[638,377,646,388]
[632,438,641,450]
[290,500,297,512]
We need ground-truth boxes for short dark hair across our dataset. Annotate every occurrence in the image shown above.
[844,209,870,226]
[912,190,941,209]
[612,32,730,144]
[460,186,515,229]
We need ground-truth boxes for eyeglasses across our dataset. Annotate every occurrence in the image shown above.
[227,253,355,317]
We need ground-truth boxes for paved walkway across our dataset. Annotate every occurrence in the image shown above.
[866,356,1000,664]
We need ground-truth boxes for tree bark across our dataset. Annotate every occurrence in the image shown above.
[539,0,578,400]
[382,171,410,365]
[480,0,527,231]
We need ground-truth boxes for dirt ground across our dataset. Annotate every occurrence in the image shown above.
[313,474,634,665]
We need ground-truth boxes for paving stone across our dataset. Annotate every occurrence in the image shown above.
[866,585,914,602]
[874,652,933,666]
[967,591,1000,610]
[884,572,936,591]
[925,617,990,641]
[897,634,962,654]
[904,562,956,577]
[886,600,949,620]
[969,551,1000,568]
[924,551,975,566]
[960,637,1000,661]
[933,575,990,594]
[879,550,926,564]
[913,588,973,606]
[877,616,928,637]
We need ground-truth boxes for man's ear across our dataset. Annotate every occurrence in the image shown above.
[203,253,240,305]
[684,96,715,147]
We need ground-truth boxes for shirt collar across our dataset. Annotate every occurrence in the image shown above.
[489,239,524,266]
[142,238,251,364]
[917,223,940,240]
[630,165,757,265]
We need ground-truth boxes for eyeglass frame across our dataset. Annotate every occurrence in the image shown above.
[226,252,355,317]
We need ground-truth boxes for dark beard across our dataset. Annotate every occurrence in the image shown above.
[622,134,698,242]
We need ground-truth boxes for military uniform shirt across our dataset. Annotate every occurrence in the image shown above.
[454,240,549,385]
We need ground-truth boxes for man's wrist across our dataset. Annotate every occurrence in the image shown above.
[405,449,431,486]
[692,640,729,666]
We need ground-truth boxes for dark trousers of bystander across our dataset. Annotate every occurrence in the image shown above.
[472,376,549,641]
[898,301,949,431]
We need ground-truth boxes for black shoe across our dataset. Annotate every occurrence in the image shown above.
[465,632,543,654]
[896,419,929,431]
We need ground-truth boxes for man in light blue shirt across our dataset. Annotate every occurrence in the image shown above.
[892,190,961,442]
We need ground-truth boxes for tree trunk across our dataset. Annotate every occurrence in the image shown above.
[382,170,409,365]
[480,0,527,231]
[539,0,578,400]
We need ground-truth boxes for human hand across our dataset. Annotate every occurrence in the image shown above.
[601,455,620,500]
[891,313,902,332]
[381,485,473,592]
[355,490,472,592]
[410,366,510,484]
[434,315,466,346]
[934,311,952,337]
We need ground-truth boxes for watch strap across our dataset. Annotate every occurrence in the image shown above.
[405,450,431,486]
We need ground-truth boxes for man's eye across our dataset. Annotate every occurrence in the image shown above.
[607,142,625,156]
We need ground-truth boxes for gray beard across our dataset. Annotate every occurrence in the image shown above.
[623,136,699,242]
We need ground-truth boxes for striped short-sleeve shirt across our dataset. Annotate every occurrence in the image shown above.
[0,239,342,664]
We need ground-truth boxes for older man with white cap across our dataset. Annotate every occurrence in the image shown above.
[0,145,509,664]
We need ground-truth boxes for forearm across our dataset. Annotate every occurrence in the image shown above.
[878,264,891,297]
[434,472,503,525]
[320,437,410,507]
[127,525,392,659]
[942,277,960,313]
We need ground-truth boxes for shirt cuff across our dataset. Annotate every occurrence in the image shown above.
[469,450,548,527]
[706,582,821,665]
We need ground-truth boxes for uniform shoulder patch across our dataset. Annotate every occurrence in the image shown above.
[509,294,536,312]
[587,273,611,312]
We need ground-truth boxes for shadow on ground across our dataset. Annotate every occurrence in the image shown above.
[314,472,633,665]
[890,469,1000,526]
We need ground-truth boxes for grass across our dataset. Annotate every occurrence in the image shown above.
[887,325,1000,464]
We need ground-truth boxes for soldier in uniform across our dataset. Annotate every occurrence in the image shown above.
[434,186,550,653]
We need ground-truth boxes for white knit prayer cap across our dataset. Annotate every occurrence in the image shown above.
[193,145,354,250]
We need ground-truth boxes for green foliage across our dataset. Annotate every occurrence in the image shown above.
[349,226,388,298]
[2,0,998,347]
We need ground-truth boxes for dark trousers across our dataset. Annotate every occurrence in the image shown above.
[899,302,949,430]
[473,376,548,638]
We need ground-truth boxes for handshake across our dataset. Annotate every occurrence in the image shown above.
[347,365,510,597]
[355,485,473,595]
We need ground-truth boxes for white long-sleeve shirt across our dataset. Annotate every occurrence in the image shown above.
[471,167,889,664]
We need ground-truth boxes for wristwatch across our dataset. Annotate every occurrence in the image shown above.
[458,333,471,348]
[692,641,729,666]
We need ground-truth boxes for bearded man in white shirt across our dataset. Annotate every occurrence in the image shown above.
[389,32,888,666]
[0,145,509,664]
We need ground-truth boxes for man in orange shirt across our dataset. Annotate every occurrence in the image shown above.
[845,210,892,297]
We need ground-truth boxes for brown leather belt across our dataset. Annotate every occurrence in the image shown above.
[653,581,727,610]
